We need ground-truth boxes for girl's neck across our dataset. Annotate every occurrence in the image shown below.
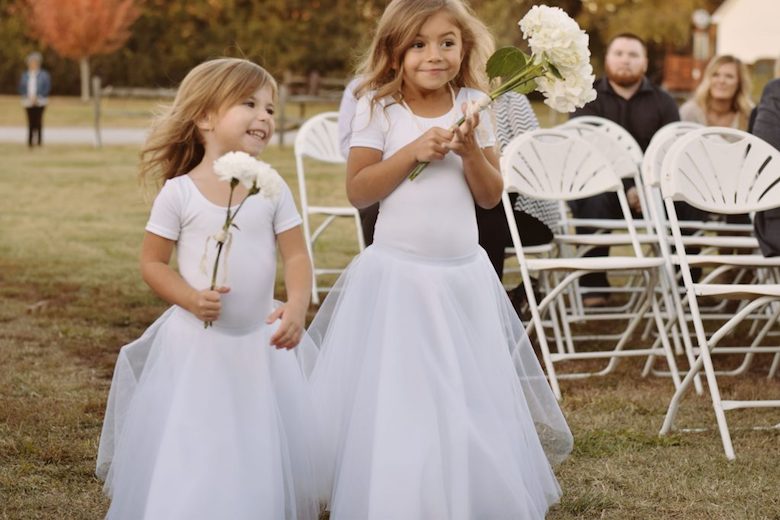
[400,84,456,118]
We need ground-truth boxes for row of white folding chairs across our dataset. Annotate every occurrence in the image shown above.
[502,126,780,459]
[500,128,682,401]
[655,126,780,460]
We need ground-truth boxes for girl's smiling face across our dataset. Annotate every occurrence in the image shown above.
[401,10,464,95]
[207,85,276,156]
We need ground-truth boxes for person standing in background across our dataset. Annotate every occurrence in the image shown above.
[18,52,51,148]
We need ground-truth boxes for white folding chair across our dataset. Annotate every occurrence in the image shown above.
[501,129,681,400]
[658,127,780,459]
[640,122,763,390]
[294,112,365,305]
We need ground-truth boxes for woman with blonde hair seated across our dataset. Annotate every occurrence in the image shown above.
[680,54,753,129]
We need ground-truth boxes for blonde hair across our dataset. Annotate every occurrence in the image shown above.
[693,55,753,130]
[354,0,494,107]
[139,58,277,185]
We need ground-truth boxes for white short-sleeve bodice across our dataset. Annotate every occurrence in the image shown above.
[145,175,301,332]
[350,88,495,258]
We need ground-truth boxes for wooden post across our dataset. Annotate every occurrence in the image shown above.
[92,76,102,149]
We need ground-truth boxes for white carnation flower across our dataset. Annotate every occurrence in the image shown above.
[213,151,283,200]
[252,160,283,201]
[213,151,260,190]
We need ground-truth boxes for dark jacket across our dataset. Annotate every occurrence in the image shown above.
[751,79,780,257]
[572,77,679,152]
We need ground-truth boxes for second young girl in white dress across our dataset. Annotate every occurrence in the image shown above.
[310,1,573,518]
[96,59,320,520]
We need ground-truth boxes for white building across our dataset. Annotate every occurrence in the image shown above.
[713,0,780,63]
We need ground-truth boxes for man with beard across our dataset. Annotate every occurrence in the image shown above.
[568,33,679,307]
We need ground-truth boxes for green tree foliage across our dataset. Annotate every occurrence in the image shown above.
[0,0,725,95]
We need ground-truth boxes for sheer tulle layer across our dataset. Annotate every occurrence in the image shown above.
[97,307,320,520]
[309,245,572,520]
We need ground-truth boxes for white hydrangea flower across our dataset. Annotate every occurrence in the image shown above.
[536,64,597,113]
[518,5,596,113]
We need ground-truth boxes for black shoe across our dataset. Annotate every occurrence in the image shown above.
[508,280,542,320]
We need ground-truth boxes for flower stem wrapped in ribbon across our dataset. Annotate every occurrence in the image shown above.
[408,5,597,180]
[202,151,282,327]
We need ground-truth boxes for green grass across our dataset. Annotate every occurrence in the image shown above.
[1,142,779,519]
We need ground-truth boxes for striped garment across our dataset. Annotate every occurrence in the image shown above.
[492,92,560,231]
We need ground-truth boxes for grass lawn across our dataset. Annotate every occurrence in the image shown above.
[0,94,569,130]
[1,142,778,519]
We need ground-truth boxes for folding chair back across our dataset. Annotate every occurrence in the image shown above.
[502,129,621,201]
[642,122,704,188]
[661,127,780,214]
[563,116,643,180]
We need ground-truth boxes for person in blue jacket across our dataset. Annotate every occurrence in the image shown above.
[18,52,51,148]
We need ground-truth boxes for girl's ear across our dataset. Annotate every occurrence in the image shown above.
[195,113,213,132]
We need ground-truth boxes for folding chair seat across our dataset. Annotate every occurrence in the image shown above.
[294,112,365,305]
[657,127,780,459]
[501,129,681,400]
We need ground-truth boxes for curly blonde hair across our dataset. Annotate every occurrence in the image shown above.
[139,58,277,186]
[693,55,753,130]
[353,0,494,107]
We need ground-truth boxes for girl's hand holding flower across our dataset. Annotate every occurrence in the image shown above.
[447,102,481,158]
[188,286,230,323]
[412,127,454,163]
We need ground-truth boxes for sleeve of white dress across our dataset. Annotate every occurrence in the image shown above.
[273,182,303,235]
[145,179,182,241]
[349,95,386,152]
[338,77,361,159]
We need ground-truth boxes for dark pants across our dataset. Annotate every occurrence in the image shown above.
[567,192,623,293]
[476,195,553,280]
[357,197,553,281]
[568,192,707,292]
[358,203,380,247]
[25,106,45,147]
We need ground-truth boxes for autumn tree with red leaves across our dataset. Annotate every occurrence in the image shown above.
[23,0,140,100]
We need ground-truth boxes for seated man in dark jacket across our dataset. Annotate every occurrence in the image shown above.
[752,78,780,256]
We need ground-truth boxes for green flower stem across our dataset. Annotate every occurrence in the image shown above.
[209,181,237,291]
[408,60,547,181]
[205,179,241,328]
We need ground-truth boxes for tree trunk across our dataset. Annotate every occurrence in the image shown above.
[80,57,91,101]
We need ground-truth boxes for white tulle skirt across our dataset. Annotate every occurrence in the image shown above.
[308,244,573,520]
[96,306,321,520]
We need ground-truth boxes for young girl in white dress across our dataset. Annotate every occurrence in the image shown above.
[96,58,320,520]
[309,1,573,518]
